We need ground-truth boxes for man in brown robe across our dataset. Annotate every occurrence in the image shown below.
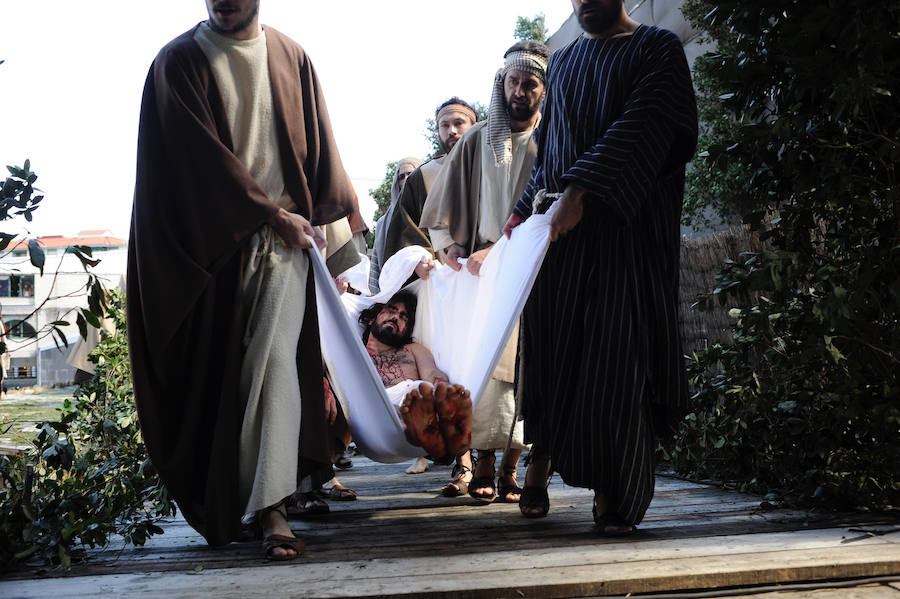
[127,0,355,560]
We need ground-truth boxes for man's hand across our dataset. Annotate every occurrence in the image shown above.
[549,185,586,241]
[466,247,491,276]
[414,257,436,280]
[445,243,466,272]
[503,213,524,239]
[268,208,318,249]
[334,276,350,295]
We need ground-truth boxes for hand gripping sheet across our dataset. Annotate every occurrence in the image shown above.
[309,206,556,463]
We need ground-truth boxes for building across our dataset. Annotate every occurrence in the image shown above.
[0,230,126,388]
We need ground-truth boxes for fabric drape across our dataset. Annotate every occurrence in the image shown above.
[128,24,355,545]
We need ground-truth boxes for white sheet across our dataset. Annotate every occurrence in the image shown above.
[309,204,556,463]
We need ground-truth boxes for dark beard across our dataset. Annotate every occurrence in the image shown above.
[576,0,624,36]
[371,321,406,347]
[506,99,538,122]
[208,1,259,35]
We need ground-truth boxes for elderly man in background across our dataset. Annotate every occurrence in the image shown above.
[128,0,356,561]
[369,157,424,294]
[420,41,549,500]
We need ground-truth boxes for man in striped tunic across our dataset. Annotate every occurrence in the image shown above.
[503,0,697,534]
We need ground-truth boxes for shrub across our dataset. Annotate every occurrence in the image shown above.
[0,290,174,572]
[667,1,899,511]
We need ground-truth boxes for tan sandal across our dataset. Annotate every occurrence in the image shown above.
[441,464,472,497]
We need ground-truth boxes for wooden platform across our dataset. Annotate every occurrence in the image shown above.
[2,457,899,598]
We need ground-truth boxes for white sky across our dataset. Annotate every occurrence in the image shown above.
[0,1,573,239]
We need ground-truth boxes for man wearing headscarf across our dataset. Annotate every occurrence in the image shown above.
[369,157,423,294]
[128,0,355,560]
[418,41,550,501]
[380,98,478,275]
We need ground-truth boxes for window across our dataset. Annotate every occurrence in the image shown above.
[0,275,35,298]
[6,319,37,339]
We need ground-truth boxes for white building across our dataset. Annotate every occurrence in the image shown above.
[0,230,126,388]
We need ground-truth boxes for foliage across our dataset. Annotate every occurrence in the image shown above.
[0,162,106,356]
[370,161,397,223]
[667,1,899,511]
[514,13,548,43]
[0,291,175,572]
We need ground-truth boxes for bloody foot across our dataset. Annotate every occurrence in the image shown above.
[435,383,472,457]
[399,384,446,458]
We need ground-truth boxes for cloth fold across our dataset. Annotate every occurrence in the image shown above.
[311,203,559,463]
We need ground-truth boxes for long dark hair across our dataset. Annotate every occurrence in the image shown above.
[360,289,418,345]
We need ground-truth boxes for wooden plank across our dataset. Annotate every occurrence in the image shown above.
[4,455,898,599]
[2,535,898,598]
[729,584,900,598]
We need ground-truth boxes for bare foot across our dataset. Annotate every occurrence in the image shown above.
[435,383,472,457]
[405,456,430,474]
[399,384,446,458]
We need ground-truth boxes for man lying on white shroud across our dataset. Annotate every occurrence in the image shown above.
[358,289,473,459]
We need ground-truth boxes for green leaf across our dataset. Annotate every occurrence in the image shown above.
[28,238,45,274]
[76,311,88,340]
[81,308,101,329]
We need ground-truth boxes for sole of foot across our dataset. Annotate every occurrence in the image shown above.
[435,383,472,457]
[400,384,447,458]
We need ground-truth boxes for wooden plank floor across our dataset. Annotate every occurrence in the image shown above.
[2,456,899,598]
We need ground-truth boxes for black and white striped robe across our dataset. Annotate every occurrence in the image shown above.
[513,25,697,525]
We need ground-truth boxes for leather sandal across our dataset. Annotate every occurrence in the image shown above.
[259,501,304,561]
[592,497,636,536]
[288,491,330,517]
[469,451,497,502]
[497,462,522,503]
[519,448,552,518]
[441,464,472,497]
[318,482,358,501]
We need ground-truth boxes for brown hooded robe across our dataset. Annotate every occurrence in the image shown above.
[127,24,354,546]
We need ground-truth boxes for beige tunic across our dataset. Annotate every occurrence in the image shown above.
[195,24,305,514]
[419,121,538,450]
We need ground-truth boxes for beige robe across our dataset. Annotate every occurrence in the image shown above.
[196,24,315,514]
[419,121,538,450]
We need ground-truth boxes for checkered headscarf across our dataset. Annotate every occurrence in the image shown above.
[488,51,548,165]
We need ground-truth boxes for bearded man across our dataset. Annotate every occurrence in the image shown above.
[503,0,698,534]
[380,98,478,280]
[419,41,549,501]
[359,290,473,460]
[128,0,355,560]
